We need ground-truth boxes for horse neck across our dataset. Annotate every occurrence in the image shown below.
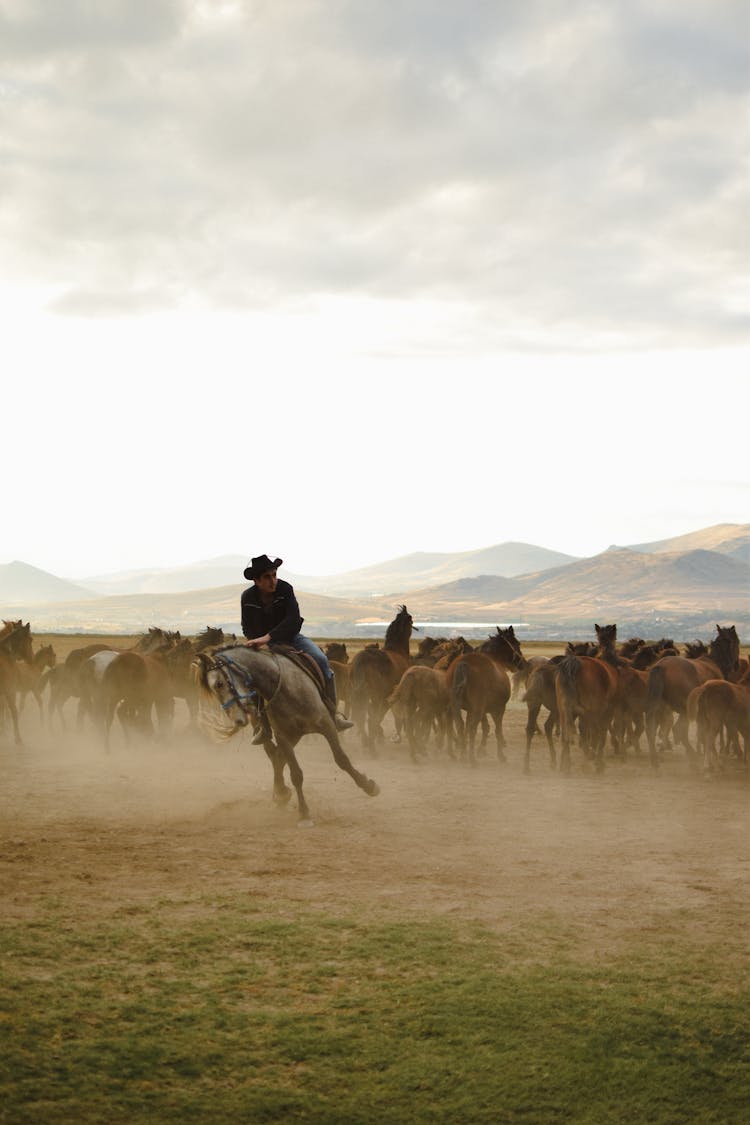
[230,648,279,698]
[384,632,411,658]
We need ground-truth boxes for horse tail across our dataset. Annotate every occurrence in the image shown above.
[645,661,666,713]
[349,649,377,726]
[452,660,470,713]
[554,654,580,727]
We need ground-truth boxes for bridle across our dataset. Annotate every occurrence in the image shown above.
[212,654,259,715]
[212,650,283,716]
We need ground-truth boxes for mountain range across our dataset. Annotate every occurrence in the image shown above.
[1,523,748,639]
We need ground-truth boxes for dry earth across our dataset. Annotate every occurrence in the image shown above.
[2,696,749,960]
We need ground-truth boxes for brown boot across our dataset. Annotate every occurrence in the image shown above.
[324,676,354,731]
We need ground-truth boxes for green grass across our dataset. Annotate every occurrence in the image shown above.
[1,898,748,1124]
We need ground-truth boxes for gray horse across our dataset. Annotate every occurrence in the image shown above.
[192,644,380,824]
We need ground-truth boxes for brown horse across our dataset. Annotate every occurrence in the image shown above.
[645,625,740,768]
[688,665,750,772]
[555,625,620,773]
[0,621,34,745]
[16,643,56,722]
[522,657,562,772]
[446,627,525,765]
[48,642,118,729]
[154,629,224,728]
[325,642,350,714]
[93,650,174,749]
[349,606,414,753]
[388,664,451,762]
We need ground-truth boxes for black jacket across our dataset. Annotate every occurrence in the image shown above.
[241,578,303,645]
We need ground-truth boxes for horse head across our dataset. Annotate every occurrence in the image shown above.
[194,626,225,652]
[710,624,740,677]
[482,626,526,670]
[384,605,415,653]
[1,621,33,662]
[191,651,253,739]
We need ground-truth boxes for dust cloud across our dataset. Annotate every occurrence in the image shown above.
[2,697,748,952]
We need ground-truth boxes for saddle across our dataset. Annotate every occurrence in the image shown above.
[270,643,326,695]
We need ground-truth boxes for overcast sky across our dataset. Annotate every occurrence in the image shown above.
[2,0,748,581]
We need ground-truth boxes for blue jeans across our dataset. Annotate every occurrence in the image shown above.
[292,634,332,681]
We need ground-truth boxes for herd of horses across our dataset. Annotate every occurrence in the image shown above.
[333,609,746,779]
[0,621,227,751]
[0,610,747,823]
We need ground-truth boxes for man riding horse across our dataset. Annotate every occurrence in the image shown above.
[241,554,353,743]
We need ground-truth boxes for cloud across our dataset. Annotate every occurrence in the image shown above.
[0,0,747,346]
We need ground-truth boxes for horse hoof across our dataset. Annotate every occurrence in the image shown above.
[366,780,380,797]
[297,818,315,829]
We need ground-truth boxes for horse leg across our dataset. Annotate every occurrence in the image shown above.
[264,743,292,805]
[323,725,380,797]
[275,736,312,823]
[524,700,542,774]
[544,710,557,769]
[493,705,507,763]
[451,703,467,759]
[644,705,660,769]
[464,711,481,766]
[2,689,23,746]
[673,711,697,769]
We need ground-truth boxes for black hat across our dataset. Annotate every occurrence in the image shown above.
[244,554,283,581]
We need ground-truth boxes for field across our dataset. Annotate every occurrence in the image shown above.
[1,636,749,1122]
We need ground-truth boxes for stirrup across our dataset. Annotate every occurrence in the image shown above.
[251,722,272,745]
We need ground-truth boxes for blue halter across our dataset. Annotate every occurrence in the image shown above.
[215,654,259,712]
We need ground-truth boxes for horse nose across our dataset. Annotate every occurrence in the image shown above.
[235,715,249,730]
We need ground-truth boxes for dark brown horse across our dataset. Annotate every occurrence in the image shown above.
[0,621,34,745]
[95,650,175,749]
[446,627,525,765]
[645,625,740,767]
[349,606,414,753]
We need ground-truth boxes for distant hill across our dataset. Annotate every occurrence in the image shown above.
[8,546,748,640]
[81,555,250,596]
[0,561,93,605]
[74,542,577,598]
[4,524,748,638]
[302,542,578,595]
[399,548,750,631]
[1,583,395,637]
[627,523,750,562]
[66,525,749,600]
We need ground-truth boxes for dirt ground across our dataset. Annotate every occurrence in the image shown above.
[2,694,748,956]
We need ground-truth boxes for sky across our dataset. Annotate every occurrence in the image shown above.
[2,0,748,581]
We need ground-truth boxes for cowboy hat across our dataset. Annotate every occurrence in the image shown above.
[244,554,283,581]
